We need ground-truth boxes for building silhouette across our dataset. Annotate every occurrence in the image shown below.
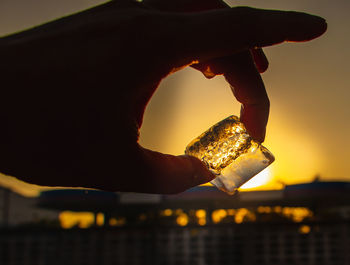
[0,186,58,227]
[1,182,350,265]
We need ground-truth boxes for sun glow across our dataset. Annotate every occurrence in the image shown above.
[240,168,272,190]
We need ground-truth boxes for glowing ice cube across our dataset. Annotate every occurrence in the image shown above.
[185,115,274,195]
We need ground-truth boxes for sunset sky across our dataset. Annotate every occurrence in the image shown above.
[0,0,349,196]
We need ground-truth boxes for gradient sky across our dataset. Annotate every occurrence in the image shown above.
[0,0,349,196]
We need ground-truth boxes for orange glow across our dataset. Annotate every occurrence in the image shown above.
[227,209,235,215]
[176,213,189,226]
[257,206,272,213]
[299,225,311,234]
[162,209,173,216]
[234,208,256,223]
[282,207,313,222]
[198,218,206,226]
[59,211,94,229]
[212,209,227,223]
[175,209,183,215]
[96,213,104,226]
[109,218,118,226]
[235,208,247,224]
[265,114,325,187]
[109,217,126,226]
[274,206,282,213]
[195,209,206,219]
[196,209,206,226]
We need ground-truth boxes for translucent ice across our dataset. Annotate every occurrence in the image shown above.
[185,115,274,195]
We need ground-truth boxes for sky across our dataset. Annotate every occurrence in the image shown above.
[0,0,349,196]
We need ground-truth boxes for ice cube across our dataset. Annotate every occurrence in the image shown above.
[185,115,274,195]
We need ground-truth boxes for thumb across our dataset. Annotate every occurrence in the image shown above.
[171,7,327,63]
[139,147,215,194]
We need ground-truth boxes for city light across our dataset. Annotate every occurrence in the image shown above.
[212,209,227,224]
[299,225,311,234]
[282,207,313,222]
[162,209,173,216]
[196,209,206,226]
[59,211,94,229]
[96,213,104,226]
[176,213,189,226]
[109,217,126,227]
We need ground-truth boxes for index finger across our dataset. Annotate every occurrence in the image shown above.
[223,51,269,142]
[172,7,327,63]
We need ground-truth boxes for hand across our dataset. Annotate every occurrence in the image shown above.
[0,0,326,193]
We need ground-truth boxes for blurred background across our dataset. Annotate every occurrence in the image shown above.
[0,0,349,264]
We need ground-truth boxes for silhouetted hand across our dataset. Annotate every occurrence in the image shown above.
[0,0,326,193]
